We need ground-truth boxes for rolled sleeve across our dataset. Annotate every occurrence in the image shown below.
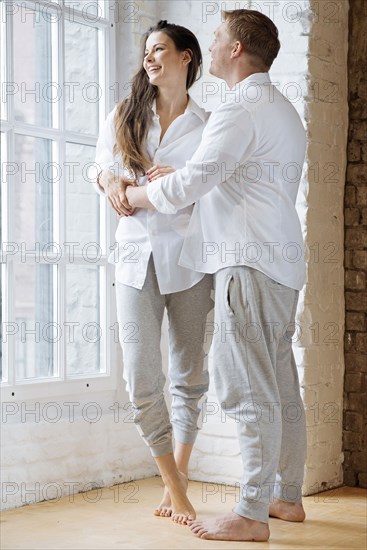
[146,103,256,213]
[147,175,179,214]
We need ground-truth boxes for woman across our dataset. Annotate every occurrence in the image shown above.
[93,21,213,524]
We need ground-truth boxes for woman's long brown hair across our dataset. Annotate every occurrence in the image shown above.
[113,20,202,178]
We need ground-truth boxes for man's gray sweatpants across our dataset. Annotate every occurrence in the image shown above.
[116,256,214,458]
[213,265,307,524]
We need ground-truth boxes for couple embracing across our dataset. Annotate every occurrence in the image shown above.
[94,9,307,542]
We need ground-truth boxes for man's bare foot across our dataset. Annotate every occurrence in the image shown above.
[269,499,306,522]
[189,511,270,541]
[165,471,195,525]
[154,486,172,517]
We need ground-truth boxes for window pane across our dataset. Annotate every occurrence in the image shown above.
[13,6,52,127]
[0,265,5,383]
[1,6,7,121]
[0,135,5,382]
[65,21,99,135]
[64,0,102,14]
[14,135,53,250]
[65,142,99,252]
[14,263,55,380]
[66,265,104,376]
[1,131,5,250]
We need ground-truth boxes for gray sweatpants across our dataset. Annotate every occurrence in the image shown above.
[116,256,214,457]
[213,265,307,524]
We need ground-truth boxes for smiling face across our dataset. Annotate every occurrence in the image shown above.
[209,22,235,79]
[143,31,191,89]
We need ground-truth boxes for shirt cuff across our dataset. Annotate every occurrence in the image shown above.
[146,178,178,214]
[93,170,106,195]
[88,163,107,196]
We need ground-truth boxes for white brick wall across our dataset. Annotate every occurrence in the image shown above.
[2,0,348,511]
[1,391,156,510]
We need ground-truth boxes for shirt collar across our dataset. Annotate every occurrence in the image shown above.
[151,95,207,123]
[238,73,271,85]
[237,71,272,88]
[185,96,207,122]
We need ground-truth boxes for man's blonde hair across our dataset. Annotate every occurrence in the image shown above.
[223,9,280,69]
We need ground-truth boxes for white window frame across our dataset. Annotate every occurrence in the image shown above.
[1,0,119,401]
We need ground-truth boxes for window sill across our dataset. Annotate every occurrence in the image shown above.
[0,373,118,402]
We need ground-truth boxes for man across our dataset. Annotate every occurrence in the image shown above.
[126,9,307,542]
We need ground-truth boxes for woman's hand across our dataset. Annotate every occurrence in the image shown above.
[98,169,137,216]
[146,164,175,182]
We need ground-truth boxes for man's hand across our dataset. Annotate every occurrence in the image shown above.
[98,170,137,216]
[146,164,175,181]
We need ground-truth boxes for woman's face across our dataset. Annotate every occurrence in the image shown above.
[143,31,191,88]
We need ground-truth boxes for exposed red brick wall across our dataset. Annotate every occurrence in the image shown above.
[343,0,367,488]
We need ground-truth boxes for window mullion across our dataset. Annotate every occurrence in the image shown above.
[10,124,99,145]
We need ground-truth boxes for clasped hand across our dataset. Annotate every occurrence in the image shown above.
[98,170,135,216]
[146,163,175,182]
[100,164,175,217]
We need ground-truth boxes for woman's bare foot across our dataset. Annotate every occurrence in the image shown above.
[154,472,189,518]
[269,499,306,522]
[165,471,195,525]
[154,486,172,517]
[189,511,270,541]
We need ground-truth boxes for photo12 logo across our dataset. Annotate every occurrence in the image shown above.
[1,1,141,25]
[201,2,340,24]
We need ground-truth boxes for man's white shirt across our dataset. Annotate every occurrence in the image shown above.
[147,72,307,291]
[94,97,210,293]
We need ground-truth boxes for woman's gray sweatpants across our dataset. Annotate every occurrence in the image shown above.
[213,265,307,524]
[116,256,214,458]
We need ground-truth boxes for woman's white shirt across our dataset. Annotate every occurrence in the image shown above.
[94,97,210,294]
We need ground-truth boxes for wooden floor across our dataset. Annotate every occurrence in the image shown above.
[1,478,366,550]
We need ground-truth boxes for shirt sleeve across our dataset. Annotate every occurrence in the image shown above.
[146,102,257,214]
[92,107,118,195]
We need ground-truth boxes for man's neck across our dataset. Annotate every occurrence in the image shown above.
[226,67,267,89]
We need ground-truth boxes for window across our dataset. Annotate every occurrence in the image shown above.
[1,0,116,399]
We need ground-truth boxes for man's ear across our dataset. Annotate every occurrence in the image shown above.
[231,41,243,59]
[183,49,193,65]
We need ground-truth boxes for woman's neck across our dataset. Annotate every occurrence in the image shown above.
[156,87,189,118]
